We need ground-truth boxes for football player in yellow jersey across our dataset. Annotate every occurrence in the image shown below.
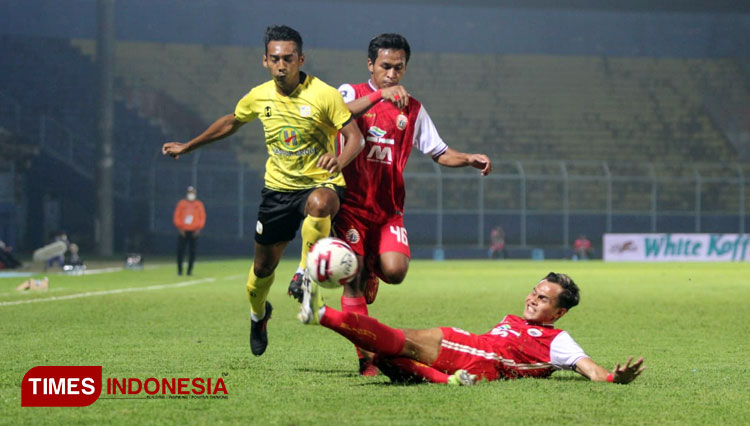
[162,26,364,356]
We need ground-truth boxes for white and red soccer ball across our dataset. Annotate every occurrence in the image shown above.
[306,237,358,289]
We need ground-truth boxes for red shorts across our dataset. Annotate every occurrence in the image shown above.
[334,208,410,279]
[431,327,500,382]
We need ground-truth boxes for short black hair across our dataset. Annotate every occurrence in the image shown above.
[368,33,411,65]
[543,272,580,310]
[264,25,303,54]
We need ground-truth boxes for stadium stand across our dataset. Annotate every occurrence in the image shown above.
[65,39,748,218]
[0,35,172,248]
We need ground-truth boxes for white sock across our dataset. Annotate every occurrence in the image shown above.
[251,309,265,322]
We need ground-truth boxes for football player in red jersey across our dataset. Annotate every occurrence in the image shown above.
[298,272,645,385]
[294,33,492,375]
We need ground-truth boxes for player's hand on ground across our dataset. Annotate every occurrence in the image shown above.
[468,154,492,176]
[611,356,645,384]
[317,152,341,174]
[381,85,410,110]
[162,142,188,159]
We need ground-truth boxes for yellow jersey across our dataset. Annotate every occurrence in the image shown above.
[234,73,353,191]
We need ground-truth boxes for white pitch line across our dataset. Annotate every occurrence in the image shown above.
[0,274,244,307]
[57,264,167,275]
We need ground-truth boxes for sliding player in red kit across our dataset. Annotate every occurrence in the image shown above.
[329,33,492,375]
[298,272,646,386]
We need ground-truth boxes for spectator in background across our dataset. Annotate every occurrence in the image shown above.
[0,240,22,269]
[488,226,506,259]
[47,231,71,269]
[573,235,593,260]
[173,186,206,275]
[64,243,83,266]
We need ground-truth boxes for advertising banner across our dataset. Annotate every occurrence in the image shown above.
[603,233,750,262]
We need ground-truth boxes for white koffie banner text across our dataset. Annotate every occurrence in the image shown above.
[603,233,750,262]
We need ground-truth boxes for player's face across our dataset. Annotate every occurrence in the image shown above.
[523,280,567,324]
[264,41,305,91]
[368,48,407,89]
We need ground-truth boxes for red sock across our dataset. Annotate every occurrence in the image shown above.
[320,307,405,356]
[384,357,450,384]
[341,296,369,359]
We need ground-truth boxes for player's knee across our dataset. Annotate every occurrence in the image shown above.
[306,191,338,216]
[381,268,407,285]
[253,262,276,278]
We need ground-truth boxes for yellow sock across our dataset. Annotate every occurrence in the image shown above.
[299,215,331,270]
[245,266,274,318]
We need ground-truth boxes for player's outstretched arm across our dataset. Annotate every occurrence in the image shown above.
[162,114,245,159]
[574,356,646,384]
[434,148,492,176]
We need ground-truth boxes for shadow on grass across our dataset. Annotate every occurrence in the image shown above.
[292,367,362,377]
[292,367,422,385]
[547,374,589,382]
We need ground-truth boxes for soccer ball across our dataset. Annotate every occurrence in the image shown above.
[306,237,358,289]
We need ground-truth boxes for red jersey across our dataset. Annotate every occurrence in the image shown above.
[481,315,587,379]
[435,315,588,381]
[574,238,592,251]
[338,81,448,222]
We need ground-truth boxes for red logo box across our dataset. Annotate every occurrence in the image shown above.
[22,366,102,407]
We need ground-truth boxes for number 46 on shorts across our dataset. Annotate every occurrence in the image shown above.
[389,226,409,246]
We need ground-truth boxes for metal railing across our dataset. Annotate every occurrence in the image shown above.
[147,153,750,250]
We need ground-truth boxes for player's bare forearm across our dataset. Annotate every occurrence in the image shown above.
[346,85,410,118]
[574,356,646,384]
[434,148,492,176]
[346,96,377,118]
[336,121,365,168]
[162,114,243,158]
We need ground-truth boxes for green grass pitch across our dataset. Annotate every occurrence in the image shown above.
[1,259,749,425]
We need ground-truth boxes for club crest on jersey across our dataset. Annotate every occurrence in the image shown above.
[346,228,361,244]
[278,126,302,151]
[299,105,311,117]
[396,114,408,130]
[527,328,542,337]
[264,106,272,117]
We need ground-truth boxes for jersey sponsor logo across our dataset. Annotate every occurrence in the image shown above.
[368,126,387,138]
[271,147,317,157]
[527,328,542,337]
[365,136,395,145]
[396,114,408,130]
[264,106,272,117]
[346,228,361,244]
[300,105,311,117]
[366,145,392,164]
[278,126,303,151]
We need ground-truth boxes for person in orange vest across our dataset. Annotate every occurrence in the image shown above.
[173,186,206,275]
